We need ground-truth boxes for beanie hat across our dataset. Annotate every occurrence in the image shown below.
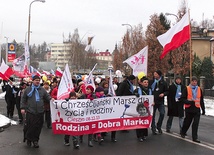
[32,75,41,81]
[86,85,94,92]
[128,75,136,80]
[191,76,198,81]
[155,70,162,76]
[175,75,182,80]
[140,76,149,82]
[95,86,104,92]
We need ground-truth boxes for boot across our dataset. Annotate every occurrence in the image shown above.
[73,140,80,149]
[88,141,93,147]
[79,135,83,143]
[111,131,117,142]
[33,141,39,148]
[98,135,104,144]
[27,140,32,147]
[88,134,93,147]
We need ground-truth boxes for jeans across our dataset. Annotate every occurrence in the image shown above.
[166,116,183,132]
[151,104,165,130]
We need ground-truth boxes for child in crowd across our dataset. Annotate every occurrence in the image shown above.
[64,92,80,149]
[79,85,96,147]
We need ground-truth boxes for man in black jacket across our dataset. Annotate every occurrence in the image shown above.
[151,70,168,135]
[2,77,18,118]
[117,75,136,96]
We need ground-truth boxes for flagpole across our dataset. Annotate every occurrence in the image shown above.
[188,9,192,81]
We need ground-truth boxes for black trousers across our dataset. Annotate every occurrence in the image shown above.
[45,110,51,128]
[5,98,15,117]
[181,111,200,140]
[15,102,23,121]
[23,112,44,142]
[136,128,148,138]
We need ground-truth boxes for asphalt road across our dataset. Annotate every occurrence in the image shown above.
[0,99,214,155]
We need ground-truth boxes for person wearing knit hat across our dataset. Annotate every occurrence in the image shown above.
[128,75,136,81]
[117,74,136,134]
[95,86,104,92]
[94,86,105,144]
[32,75,41,81]
[166,75,185,134]
[133,76,152,142]
[180,75,205,143]
[151,70,168,135]
[117,74,136,96]
[86,85,94,92]
[79,84,96,147]
[154,70,162,77]
[20,73,51,148]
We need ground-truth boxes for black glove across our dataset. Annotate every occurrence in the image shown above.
[65,98,69,101]
[189,100,195,105]
[135,93,140,98]
[202,110,205,115]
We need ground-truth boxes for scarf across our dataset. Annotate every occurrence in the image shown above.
[190,84,198,100]
[138,86,152,95]
[95,92,104,98]
[27,84,40,102]
[174,82,181,100]
[127,80,134,94]
[151,77,161,91]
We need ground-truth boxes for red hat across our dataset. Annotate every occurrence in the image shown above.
[86,85,94,92]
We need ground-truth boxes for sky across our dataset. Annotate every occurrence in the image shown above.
[0,0,214,53]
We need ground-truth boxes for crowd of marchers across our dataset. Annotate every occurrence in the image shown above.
[0,70,205,149]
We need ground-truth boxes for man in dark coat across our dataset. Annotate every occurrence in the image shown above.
[117,75,136,133]
[117,75,136,96]
[21,75,51,148]
[166,76,185,133]
[2,77,18,118]
[150,70,168,135]
[15,82,27,124]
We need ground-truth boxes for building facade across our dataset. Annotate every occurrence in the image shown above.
[192,27,214,62]
[50,43,72,69]
[94,50,113,70]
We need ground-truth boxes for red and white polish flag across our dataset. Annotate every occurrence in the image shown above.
[55,67,63,77]
[0,59,14,80]
[157,12,190,59]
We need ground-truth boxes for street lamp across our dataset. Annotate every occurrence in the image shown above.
[122,23,133,31]
[4,36,9,64]
[165,12,179,20]
[27,0,45,46]
[122,23,134,75]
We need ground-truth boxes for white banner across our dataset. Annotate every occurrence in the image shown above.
[50,95,154,135]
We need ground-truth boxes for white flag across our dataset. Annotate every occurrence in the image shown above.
[24,42,30,67]
[57,64,74,100]
[84,63,97,89]
[108,69,116,96]
[85,36,94,51]
[123,46,148,76]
